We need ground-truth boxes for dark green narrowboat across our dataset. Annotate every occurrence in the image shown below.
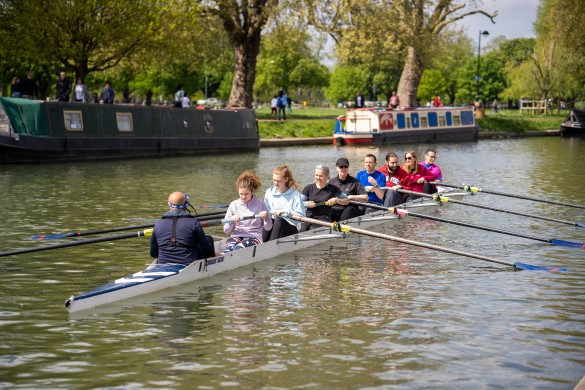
[0,97,259,163]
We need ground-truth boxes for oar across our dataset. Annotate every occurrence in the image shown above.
[196,204,229,209]
[3,215,259,258]
[349,201,584,249]
[433,182,585,210]
[290,215,567,272]
[201,214,259,227]
[30,211,227,241]
[1,229,153,258]
[394,188,585,228]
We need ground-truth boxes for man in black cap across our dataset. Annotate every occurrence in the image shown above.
[329,157,368,221]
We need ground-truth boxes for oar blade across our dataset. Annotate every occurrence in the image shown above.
[550,239,585,248]
[514,262,568,272]
[31,232,75,241]
[576,222,585,228]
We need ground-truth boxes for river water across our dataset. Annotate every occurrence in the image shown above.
[0,136,584,389]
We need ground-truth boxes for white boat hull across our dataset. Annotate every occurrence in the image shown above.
[66,202,440,313]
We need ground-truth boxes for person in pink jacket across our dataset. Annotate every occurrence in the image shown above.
[222,171,272,253]
[400,150,435,201]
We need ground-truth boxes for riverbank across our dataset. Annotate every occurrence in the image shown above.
[256,107,565,140]
[259,129,561,147]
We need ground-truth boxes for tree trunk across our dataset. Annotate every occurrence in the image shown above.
[229,34,261,108]
[397,46,424,107]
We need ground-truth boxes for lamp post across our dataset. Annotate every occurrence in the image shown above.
[475,30,489,102]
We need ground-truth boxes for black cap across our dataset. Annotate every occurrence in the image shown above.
[336,157,350,167]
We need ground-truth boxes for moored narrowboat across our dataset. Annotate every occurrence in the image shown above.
[0,97,259,163]
[333,106,478,145]
[560,109,585,137]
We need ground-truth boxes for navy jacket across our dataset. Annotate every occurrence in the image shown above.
[150,210,214,265]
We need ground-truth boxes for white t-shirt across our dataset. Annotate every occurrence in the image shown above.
[271,98,278,108]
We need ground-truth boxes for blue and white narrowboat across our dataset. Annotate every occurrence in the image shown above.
[333,107,478,145]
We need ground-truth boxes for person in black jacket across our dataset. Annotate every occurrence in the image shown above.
[150,192,215,266]
[21,72,39,99]
[56,71,71,102]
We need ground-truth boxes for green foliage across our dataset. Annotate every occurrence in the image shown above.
[254,25,329,102]
[417,69,447,103]
[324,65,368,103]
[477,110,565,132]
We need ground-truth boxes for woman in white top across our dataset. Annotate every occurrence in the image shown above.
[71,78,89,103]
[263,165,306,241]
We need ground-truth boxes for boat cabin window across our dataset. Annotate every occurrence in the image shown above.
[406,117,411,128]
[64,111,83,131]
[116,113,133,132]
[420,116,428,128]
[460,110,475,125]
[446,112,453,126]
[439,116,446,127]
[411,113,420,128]
[428,112,438,127]
[453,115,461,126]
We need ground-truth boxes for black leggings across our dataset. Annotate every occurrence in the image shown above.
[262,217,298,241]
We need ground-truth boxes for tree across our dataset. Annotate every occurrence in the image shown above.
[324,65,368,104]
[298,0,497,107]
[530,0,585,102]
[0,0,162,82]
[417,69,447,104]
[203,0,278,108]
[254,25,330,102]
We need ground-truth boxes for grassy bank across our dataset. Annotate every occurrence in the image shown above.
[255,106,566,138]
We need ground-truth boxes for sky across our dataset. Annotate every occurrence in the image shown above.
[455,0,539,44]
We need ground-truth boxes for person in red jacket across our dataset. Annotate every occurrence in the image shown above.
[377,151,408,207]
[400,150,435,201]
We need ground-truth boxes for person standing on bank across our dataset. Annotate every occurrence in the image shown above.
[377,152,408,207]
[422,149,442,193]
[10,76,22,98]
[21,72,39,99]
[223,171,272,253]
[100,81,115,104]
[301,165,349,231]
[263,165,305,241]
[71,78,90,103]
[277,90,287,120]
[174,84,185,108]
[355,91,365,108]
[329,157,368,221]
[150,192,215,267]
[356,154,386,213]
[388,91,400,109]
[56,71,71,102]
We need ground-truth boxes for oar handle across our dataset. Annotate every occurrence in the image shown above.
[220,214,260,224]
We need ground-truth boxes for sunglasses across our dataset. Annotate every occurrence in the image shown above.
[338,165,349,169]
[405,156,413,160]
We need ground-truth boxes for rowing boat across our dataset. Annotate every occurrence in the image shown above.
[65,198,440,313]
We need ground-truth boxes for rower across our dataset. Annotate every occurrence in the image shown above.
[262,165,306,241]
[301,164,349,231]
[329,157,368,220]
[222,171,272,252]
[377,152,408,207]
[422,149,442,193]
[149,192,215,267]
[400,151,436,201]
[355,153,386,213]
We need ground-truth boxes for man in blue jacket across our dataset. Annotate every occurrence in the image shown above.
[150,192,215,266]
